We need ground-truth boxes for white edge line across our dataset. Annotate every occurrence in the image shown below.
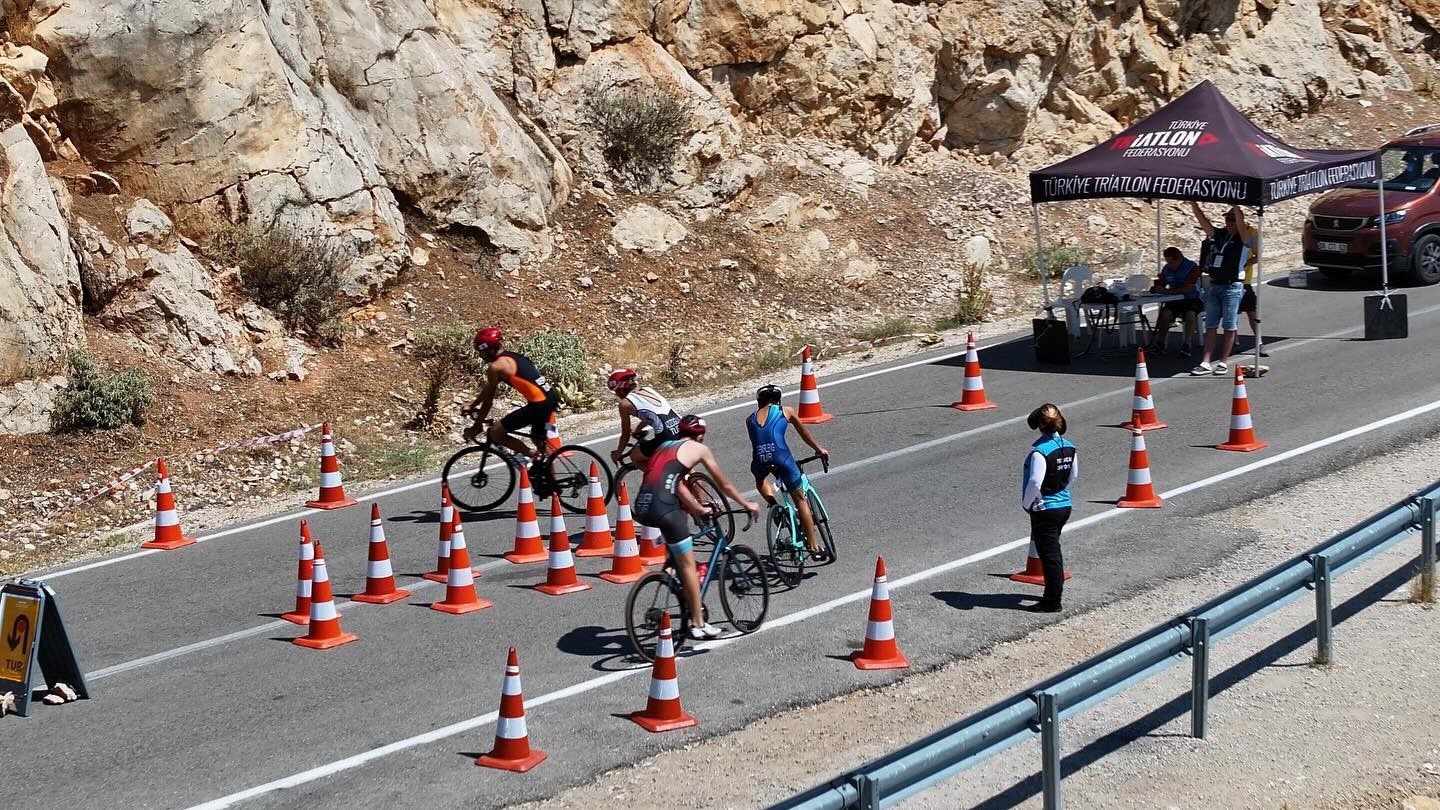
[184,395,1440,810]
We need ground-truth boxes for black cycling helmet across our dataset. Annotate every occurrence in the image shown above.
[756,384,783,405]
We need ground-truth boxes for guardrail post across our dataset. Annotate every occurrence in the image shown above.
[854,774,880,810]
[1188,617,1210,739]
[1421,496,1437,603]
[1312,553,1333,665]
[1039,691,1063,810]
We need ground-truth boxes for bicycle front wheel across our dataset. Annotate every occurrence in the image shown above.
[720,544,769,633]
[442,445,516,512]
[688,472,733,545]
[609,462,643,505]
[765,505,804,588]
[624,572,689,663]
[544,445,611,513]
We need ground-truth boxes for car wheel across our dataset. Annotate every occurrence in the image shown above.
[1405,234,1440,286]
[1318,267,1351,281]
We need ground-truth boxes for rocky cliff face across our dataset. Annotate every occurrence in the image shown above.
[0,0,1434,432]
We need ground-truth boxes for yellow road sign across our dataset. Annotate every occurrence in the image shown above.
[1,591,41,683]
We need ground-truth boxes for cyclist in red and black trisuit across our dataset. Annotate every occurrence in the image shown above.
[632,429,759,640]
[463,327,559,464]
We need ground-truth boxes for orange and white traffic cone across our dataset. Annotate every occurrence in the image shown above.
[535,495,591,596]
[1218,367,1268,452]
[306,422,358,510]
[475,647,547,772]
[293,543,357,649]
[352,504,410,605]
[143,458,196,550]
[1008,540,1072,586]
[545,412,570,458]
[796,345,834,424]
[629,612,699,732]
[431,513,492,614]
[951,333,997,412]
[852,556,910,670]
[1116,428,1164,508]
[1121,346,1167,432]
[574,462,615,558]
[424,485,476,582]
[600,483,646,584]
[505,467,547,565]
[637,522,667,566]
[280,520,315,625]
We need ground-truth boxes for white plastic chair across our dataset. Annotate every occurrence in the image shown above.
[1056,265,1094,336]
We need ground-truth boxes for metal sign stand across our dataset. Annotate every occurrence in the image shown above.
[1,579,89,717]
[1365,175,1408,340]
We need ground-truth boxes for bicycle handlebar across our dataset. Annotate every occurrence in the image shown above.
[797,453,830,474]
[700,507,754,533]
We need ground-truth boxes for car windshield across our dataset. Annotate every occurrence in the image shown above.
[1349,146,1440,193]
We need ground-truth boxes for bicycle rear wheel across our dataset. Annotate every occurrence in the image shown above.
[624,571,689,663]
[544,445,611,513]
[719,544,769,633]
[765,505,804,588]
[810,490,838,565]
[442,445,516,512]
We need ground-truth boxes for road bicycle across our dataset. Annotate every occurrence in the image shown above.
[623,508,769,662]
[765,454,837,587]
[441,420,611,513]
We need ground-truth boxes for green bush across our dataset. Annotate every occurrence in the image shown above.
[852,318,914,343]
[212,225,351,345]
[938,262,994,330]
[409,322,486,429]
[51,351,155,432]
[510,330,590,407]
[582,89,692,190]
[1018,244,1093,280]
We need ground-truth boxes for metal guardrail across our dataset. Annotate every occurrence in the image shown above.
[772,482,1440,810]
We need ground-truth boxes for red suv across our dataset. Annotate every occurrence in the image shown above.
[1303,124,1440,285]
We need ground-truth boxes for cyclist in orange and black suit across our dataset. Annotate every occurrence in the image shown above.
[462,327,559,466]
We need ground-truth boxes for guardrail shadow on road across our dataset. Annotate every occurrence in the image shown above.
[969,557,1417,810]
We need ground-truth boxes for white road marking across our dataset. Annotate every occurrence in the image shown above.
[38,296,1440,582]
[71,298,1440,677]
[185,395,1440,810]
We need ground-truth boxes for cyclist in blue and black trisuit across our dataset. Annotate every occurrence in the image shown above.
[747,384,829,561]
[632,427,759,640]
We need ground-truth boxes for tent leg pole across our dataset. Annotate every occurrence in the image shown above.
[1155,200,1163,274]
[1254,210,1264,374]
[1034,204,1050,306]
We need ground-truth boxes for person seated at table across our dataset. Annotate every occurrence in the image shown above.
[1146,246,1203,357]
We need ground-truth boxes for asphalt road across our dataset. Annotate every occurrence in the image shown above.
[11,274,1440,810]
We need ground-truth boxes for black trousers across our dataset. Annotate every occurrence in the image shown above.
[1030,507,1072,606]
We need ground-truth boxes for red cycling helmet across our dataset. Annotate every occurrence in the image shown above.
[607,368,638,392]
[678,414,707,440]
[473,326,503,353]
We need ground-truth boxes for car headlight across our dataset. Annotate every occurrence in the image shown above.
[1367,210,1407,226]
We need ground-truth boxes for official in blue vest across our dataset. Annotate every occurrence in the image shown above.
[1021,404,1078,613]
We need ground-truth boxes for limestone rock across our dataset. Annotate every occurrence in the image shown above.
[102,243,256,376]
[0,124,83,386]
[73,218,139,314]
[0,375,66,435]
[611,204,688,254]
[745,193,838,231]
[841,257,880,288]
[124,200,175,245]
